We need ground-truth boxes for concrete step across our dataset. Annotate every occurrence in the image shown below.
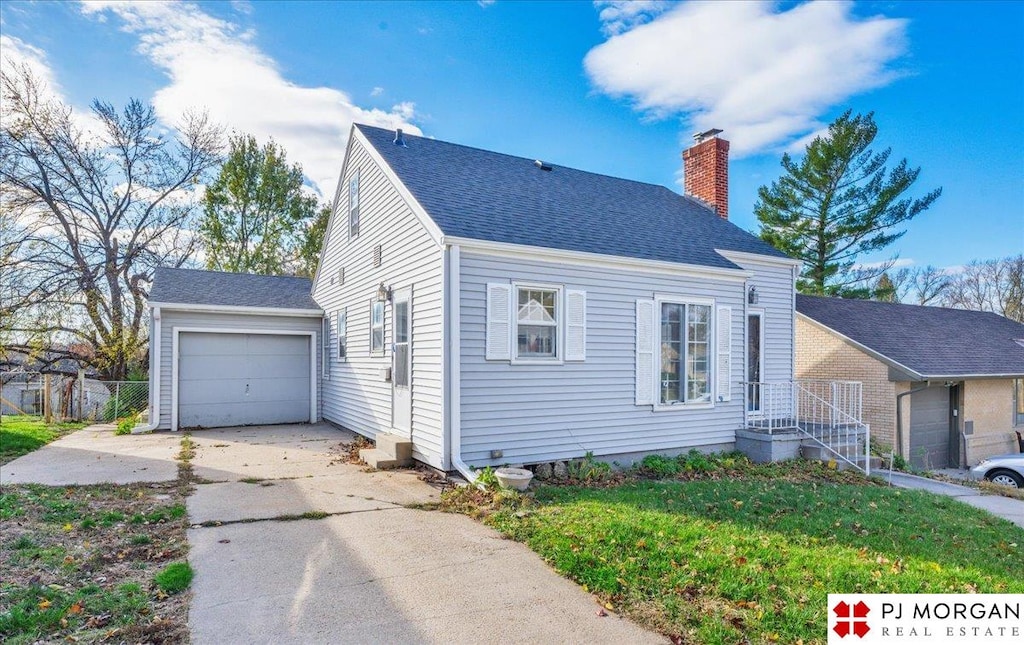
[801,443,862,460]
[359,448,411,470]
[375,433,413,461]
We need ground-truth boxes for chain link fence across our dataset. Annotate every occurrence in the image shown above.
[1,372,149,425]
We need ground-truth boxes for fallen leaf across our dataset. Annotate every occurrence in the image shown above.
[604,602,614,610]
[596,609,608,617]
[38,599,52,609]
[69,602,83,614]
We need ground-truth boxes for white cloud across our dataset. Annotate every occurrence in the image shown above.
[477,0,497,8]
[0,34,63,97]
[594,1,672,36]
[79,1,421,196]
[370,86,385,97]
[584,1,907,157]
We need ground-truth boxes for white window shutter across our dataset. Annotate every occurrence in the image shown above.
[565,289,586,361]
[635,299,655,405]
[716,306,732,402]
[486,283,512,360]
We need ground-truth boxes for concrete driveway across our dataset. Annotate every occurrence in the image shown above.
[0,422,179,485]
[186,424,665,645]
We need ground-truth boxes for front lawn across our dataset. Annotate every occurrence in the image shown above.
[1,415,87,465]
[485,472,1024,644]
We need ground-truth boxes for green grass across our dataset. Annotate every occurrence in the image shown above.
[0,582,148,642]
[0,416,86,464]
[1,483,191,643]
[487,480,1024,644]
[154,563,193,595]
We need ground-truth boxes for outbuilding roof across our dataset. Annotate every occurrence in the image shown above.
[149,267,319,311]
[796,294,1024,378]
[356,124,790,270]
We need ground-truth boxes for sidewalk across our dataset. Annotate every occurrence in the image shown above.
[876,469,1024,529]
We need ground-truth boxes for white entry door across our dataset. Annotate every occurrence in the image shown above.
[391,286,412,437]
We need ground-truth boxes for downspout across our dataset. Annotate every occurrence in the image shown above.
[445,244,476,483]
[132,306,161,434]
[894,383,929,459]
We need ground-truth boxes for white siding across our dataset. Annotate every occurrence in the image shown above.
[154,310,322,430]
[458,250,753,467]
[312,137,445,468]
[724,255,796,386]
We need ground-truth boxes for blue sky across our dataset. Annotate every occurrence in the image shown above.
[2,1,1021,270]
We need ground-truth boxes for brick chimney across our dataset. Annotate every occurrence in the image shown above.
[682,129,729,219]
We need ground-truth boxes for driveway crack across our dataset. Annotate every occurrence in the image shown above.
[191,504,404,528]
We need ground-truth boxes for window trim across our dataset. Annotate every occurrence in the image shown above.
[653,294,715,411]
[337,308,347,361]
[370,299,385,355]
[511,281,564,365]
[348,169,360,240]
[321,316,331,379]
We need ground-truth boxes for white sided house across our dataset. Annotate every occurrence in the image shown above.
[148,125,870,479]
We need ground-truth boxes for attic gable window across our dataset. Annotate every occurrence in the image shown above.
[349,170,360,239]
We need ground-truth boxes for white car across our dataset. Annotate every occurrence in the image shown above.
[970,454,1024,488]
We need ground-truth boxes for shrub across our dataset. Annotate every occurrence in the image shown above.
[637,454,681,478]
[472,466,500,491]
[115,413,140,436]
[154,562,193,594]
[678,449,717,472]
[567,452,613,483]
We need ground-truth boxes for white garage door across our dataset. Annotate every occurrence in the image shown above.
[178,332,311,429]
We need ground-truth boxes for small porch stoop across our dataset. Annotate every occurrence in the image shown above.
[360,433,413,469]
[739,380,877,475]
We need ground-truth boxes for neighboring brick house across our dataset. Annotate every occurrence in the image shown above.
[796,295,1024,469]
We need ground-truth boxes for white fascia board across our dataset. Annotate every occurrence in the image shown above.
[716,248,804,268]
[311,130,356,296]
[351,126,445,247]
[796,312,924,380]
[149,302,324,317]
[444,236,752,282]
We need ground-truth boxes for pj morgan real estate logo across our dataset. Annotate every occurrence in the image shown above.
[827,594,1023,643]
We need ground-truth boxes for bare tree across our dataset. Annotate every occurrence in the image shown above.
[0,64,221,379]
[889,265,952,305]
[942,255,1024,322]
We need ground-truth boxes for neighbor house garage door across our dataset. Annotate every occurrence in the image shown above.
[909,386,950,470]
[178,332,311,429]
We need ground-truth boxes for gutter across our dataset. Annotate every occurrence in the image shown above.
[132,306,161,434]
[445,244,476,483]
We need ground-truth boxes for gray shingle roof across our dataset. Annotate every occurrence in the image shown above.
[357,124,789,270]
[797,294,1024,378]
[150,267,319,311]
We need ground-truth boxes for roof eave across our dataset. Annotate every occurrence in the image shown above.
[443,235,754,281]
[148,302,323,317]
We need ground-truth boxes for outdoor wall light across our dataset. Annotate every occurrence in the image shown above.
[376,282,392,303]
[748,285,759,305]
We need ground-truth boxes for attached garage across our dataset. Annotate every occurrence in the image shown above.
[909,386,954,470]
[176,331,314,429]
[146,268,324,432]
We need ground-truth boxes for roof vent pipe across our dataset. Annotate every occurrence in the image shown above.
[393,129,407,147]
[534,159,552,171]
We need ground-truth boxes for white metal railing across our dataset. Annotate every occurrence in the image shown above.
[742,380,870,474]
